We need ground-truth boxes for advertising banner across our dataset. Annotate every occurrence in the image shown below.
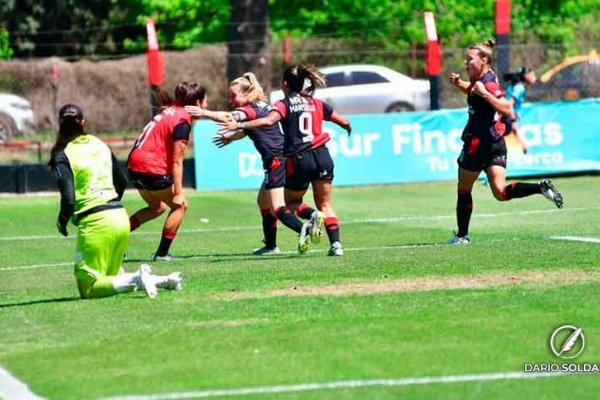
[193,99,600,190]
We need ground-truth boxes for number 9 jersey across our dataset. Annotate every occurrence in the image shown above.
[274,92,333,157]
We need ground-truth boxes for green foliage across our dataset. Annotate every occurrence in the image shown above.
[0,28,13,59]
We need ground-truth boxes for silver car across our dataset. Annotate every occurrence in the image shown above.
[0,93,35,142]
[270,64,430,114]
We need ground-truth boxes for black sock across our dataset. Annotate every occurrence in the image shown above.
[325,217,340,244]
[260,209,278,248]
[297,203,316,220]
[503,182,542,200]
[156,228,176,256]
[456,190,473,237]
[275,206,303,234]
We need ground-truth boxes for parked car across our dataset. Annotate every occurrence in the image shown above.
[527,50,600,101]
[0,93,35,143]
[269,64,430,114]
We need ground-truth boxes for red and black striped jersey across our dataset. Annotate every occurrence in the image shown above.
[274,92,333,157]
[465,70,507,141]
[236,101,284,161]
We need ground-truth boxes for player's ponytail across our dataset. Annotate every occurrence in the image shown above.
[470,39,496,66]
[230,72,266,103]
[282,64,326,96]
[49,104,85,167]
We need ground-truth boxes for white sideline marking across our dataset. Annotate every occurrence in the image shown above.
[99,371,572,400]
[0,207,591,242]
[0,364,45,400]
[551,236,600,244]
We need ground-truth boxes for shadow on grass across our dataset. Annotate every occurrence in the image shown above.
[123,252,301,265]
[0,296,80,309]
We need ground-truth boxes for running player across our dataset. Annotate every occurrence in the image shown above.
[49,104,181,299]
[219,65,352,256]
[127,82,206,261]
[447,40,563,245]
[186,72,313,254]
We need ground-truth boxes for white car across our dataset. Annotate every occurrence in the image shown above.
[269,64,430,114]
[0,93,35,142]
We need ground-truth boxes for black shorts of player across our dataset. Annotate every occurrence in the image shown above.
[285,146,335,191]
[457,135,507,172]
[262,156,286,190]
[128,170,173,191]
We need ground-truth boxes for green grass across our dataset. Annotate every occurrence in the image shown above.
[1,176,599,399]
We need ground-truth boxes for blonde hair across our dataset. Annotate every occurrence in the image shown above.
[230,72,266,103]
[468,39,496,65]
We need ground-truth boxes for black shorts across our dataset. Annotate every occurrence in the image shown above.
[128,170,173,191]
[285,146,334,191]
[262,156,286,190]
[457,135,507,172]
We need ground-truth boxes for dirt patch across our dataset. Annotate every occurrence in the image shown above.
[220,270,600,300]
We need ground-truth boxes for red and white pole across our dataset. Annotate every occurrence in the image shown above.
[424,11,441,110]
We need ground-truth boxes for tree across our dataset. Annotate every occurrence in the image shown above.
[227,0,271,88]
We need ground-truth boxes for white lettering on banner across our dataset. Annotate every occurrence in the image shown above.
[392,124,463,155]
[238,152,262,178]
[520,122,563,147]
[512,152,564,167]
[426,156,450,171]
[327,129,381,158]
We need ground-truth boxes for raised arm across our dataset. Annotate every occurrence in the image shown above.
[472,81,513,116]
[448,73,471,94]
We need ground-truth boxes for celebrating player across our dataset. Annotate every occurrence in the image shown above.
[219,65,352,256]
[447,40,563,245]
[186,72,314,255]
[49,104,181,299]
[127,82,206,261]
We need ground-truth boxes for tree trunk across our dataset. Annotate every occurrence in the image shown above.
[227,0,271,91]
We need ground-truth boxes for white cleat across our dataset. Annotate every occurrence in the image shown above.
[298,223,311,254]
[308,211,325,244]
[138,263,158,299]
[327,241,344,256]
[157,272,183,291]
[539,179,563,209]
[447,234,470,245]
[252,246,281,256]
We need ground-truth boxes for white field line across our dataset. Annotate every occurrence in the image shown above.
[0,364,45,400]
[551,236,600,244]
[98,371,574,400]
[0,207,592,242]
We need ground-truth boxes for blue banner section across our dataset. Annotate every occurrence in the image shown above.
[193,99,600,190]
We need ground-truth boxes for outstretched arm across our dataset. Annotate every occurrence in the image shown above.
[329,111,352,136]
[185,106,231,123]
[218,110,281,134]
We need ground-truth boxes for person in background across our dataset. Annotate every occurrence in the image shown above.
[447,40,563,245]
[49,103,182,299]
[127,82,206,261]
[218,64,352,256]
[186,72,315,255]
[503,66,537,153]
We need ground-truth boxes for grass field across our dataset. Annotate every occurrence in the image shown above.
[1,176,599,399]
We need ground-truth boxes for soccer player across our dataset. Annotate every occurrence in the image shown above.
[127,82,206,261]
[447,40,563,244]
[219,65,352,256]
[503,67,537,153]
[186,72,315,255]
[49,104,182,299]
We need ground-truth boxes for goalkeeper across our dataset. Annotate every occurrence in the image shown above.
[48,104,181,299]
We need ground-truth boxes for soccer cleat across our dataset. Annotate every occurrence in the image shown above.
[252,246,281,256]
[447,233,470,245]
[157,272,183,291]
[298,223,311,254]
[137,263,158,299]
[308,211,325,244]
[153,254,176,262]
[539,179,563,209]
[327,241,344,256]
